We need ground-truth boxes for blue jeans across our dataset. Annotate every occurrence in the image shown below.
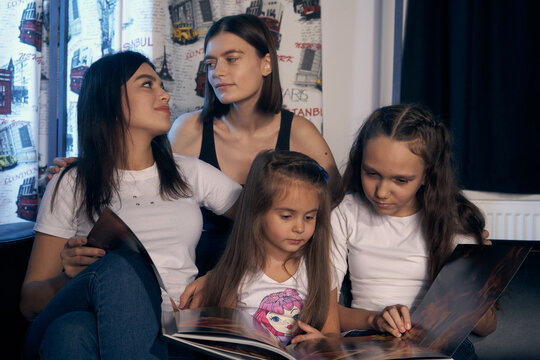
[23,249,167,360]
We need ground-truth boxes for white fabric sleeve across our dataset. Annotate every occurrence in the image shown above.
[453,233,478,247]
[33,170,79,239]
[330,203,350,290]
[191,157,242,215]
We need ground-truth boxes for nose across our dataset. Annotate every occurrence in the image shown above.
[292,218,305,234]
[159,87,170,103]
[375,180,389,199]
[212,59,225,78]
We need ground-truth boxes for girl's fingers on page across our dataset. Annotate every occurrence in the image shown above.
[377,315,401,338]
[381,308,400,332]
[387,307,405,332]
[189,292,203,309]
[179,276,206,309]
[290,321,323,343]
[398,305,411,330]
[296,320,317,333]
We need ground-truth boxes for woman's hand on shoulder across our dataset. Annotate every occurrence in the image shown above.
[46,157,76,181]
[168,111,203,157]
[289,115,341,202]
[61,237,106,279]
[369,304,411,338]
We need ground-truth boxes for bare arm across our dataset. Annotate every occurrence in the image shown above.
[20,233,105,320]
[20,233,69,320]
[290,116,341,204]
[168,111,203,157]
[321,288,341,336]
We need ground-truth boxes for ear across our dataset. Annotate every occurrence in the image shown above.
[261,53,272,77]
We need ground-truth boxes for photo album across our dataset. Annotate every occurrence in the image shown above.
[89,208,532,359]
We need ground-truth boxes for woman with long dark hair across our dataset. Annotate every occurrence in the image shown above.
[20,51,241,359]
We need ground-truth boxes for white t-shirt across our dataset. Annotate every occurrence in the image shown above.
[331,194,476,312]
[237,261,309,346]
[35,154,242,309]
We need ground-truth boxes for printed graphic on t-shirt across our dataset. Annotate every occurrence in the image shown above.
[253,288,303,346]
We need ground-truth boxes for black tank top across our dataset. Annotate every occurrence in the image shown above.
[195,109,294,276]
[199,109,293,168]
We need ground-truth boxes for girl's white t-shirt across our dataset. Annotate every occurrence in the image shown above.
[331,194,476,312]
[237,261,309,346]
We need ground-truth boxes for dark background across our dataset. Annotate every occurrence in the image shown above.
[401,0,540,194]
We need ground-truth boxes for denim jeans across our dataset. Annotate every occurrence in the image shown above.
[23,249,167,360]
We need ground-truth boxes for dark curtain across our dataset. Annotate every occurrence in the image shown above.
[401,0,540,194]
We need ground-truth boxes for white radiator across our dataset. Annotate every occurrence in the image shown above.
[470,200,540,241]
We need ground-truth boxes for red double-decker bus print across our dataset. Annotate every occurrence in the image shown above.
[19,2,43,51]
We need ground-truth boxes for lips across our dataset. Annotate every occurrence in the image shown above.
[215,83,232,91]
[287,239,303,245]
[155,106,171,115]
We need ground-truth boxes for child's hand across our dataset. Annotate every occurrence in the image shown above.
[370,304,411,338]
[60,236,106,279]
[46,157,76,181]
[179,274,207,309]
[290,320,325,344]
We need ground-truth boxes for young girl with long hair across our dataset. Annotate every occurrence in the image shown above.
[199,150,340,345]
[331,104,496,359]
[20,51,241,359]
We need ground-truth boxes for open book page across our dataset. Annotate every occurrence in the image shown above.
[162,309,448,360]
[289,335,450,360]
[162,308,296,360]
[86,208,173,304]
[406,244,531,357]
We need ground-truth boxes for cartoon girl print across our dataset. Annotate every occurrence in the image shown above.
[253,288,304,345]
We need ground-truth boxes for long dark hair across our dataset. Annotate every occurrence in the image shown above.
[200,14,282,123]
[202,150,332,332]
[52,51,190,221]
[341,104,485,280]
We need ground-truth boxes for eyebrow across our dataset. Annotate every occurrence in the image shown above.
[274,208,318,213]
[204,49,245,60]
[362,164,417,179]
[133,74,157,82]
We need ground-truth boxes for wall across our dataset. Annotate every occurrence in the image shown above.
[321,0,400,171]
[320,0,539,240]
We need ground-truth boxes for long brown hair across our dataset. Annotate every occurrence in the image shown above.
[202,150,332,331]
[341,104,485,280]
